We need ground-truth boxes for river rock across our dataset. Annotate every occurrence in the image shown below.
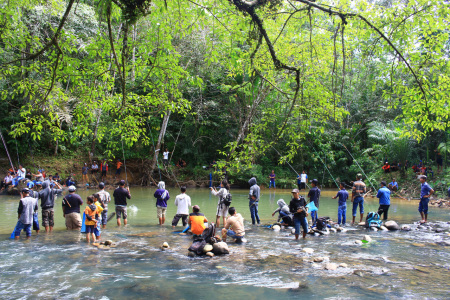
[104,240,113,246]
[313,257,325,262]
[325,263,338,271]
[363,235,372,242]
[203,244,213,253]
[212,242,229,255]
[162,242,170,248]
[330,228,337,233]
[370,227,378,232]
[401,225,411,231]
[385,221,400,231]
[380,226,388,231]
[303,248,314,254]
[354,270,365,277]
[272,225,281,231]
[358,222,366,226]
[339,263,348,268]
[291,228,296,235]
[187,251,196,257]
[206,252,215,257]
[435,228,444,233]
[354,240,363,245]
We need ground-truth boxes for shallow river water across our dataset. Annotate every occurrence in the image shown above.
[0,187,449,299]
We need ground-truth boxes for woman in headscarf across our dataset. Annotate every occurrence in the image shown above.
[154,181,170,225]
[272,199,293,226]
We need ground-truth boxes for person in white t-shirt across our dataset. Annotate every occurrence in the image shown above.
[297,170,308,190]
[162,148,171,166]
[172,186,191,228]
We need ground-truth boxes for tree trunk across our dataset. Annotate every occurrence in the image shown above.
[150,110,171,170]
[54,122,63,156]
[121,22,129,105]
[131,25,136,82]
[90,109,102,159]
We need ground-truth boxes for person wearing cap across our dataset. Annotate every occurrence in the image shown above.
[113,180,131,226]
[188,205,208,238]
[332,183,348,226]
[308,179,321,227]
[376,181,391,221]
[248,177,261,225]
[14,188,38,239]
[418,175,434,223]
[62,186,84,230]
[97,182,111,229]
[289,189,309,239]
[351,173,367,225]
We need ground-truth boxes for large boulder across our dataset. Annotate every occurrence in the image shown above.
[384,221,400,231]
[212,242,229,255]
[325,263,338,271]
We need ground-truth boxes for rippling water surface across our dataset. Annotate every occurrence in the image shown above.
[1,187,449,299]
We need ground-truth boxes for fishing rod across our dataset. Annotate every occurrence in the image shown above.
[339,142,377,191]
[121,137,128,186]
[307,142,339,189]
[270,145,311,189]
[0,130,16,174]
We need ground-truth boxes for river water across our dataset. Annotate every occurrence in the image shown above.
[0,187,449,299]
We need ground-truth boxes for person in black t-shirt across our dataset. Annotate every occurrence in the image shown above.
[62,186,83,230]
[289,189,309,239]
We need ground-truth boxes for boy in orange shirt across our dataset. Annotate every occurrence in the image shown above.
[84,196,100,243]
[115,159,123,180]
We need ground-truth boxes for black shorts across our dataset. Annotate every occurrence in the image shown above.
[172,214,188,227]
[85,225,95,233]
[102,170,107,176]
[437,159,443,166]
[115,169,121,175]
[299,182,306,189]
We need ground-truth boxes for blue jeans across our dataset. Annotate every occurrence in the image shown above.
[269,180,276,188]
[352,196,364,216]
[14,220,32,237]
[338,205,347,225]
[294,217,308,235]
[418,198,429,214]
[249,201,260,224]
[227,229,244,239]
[311,210,318,227]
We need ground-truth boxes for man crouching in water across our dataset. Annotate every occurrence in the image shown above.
[222,207,245,243]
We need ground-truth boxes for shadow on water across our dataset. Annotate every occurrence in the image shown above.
[0,188,449,299]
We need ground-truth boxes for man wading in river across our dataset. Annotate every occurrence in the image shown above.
[62,186,83,230]
[113,180,131,226]
[97,182,111,229]
[418,175,434,224]
[351,173,366,225]
[38,180,63,233]
[248,177,260,225]
[14,188,38,239]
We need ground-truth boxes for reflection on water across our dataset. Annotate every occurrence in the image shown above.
[0,188,449,299]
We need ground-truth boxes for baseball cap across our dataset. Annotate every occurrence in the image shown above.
[22,188,30,193]
[419,175,427,180]
[119,180,126,186]
[312,179,319,185]
[193,205,200,210]
[99,182,105,189]
[68,185,76,192]
[291,188,300,193]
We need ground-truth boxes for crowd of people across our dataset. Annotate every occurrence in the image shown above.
[10,168,438,243]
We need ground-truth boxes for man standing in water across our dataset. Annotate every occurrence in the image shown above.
[269,170,276,189]
[418,175,434,224]
[97,182,111,229]
[289,189,309,239]
[62,186,83,230]
[14,188,38,239]
[297,170,308,190]
[376,181,391,221]
[38,180,63,233]
[113,180,131,226]
[351,173,366,225]
[308,179,320,227]
[248,177,260,225]
[172,186,191,228]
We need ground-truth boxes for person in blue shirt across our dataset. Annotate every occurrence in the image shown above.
[376,181,391,220]
[332,183,348,225]
[418,175,434,223]
[388,178,398,192]
[308,179,320,227]
[268,170,276,189]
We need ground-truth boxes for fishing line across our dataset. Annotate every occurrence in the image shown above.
[338,142,377,191]
[121,136,128,186]
[308,142,339,189]
[270,145,311,189]
[0,130,16,173]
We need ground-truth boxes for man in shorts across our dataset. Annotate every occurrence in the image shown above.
[222,207,245,242]
[351,173,366,225]
[418,175,434,223]
[38,180,63,232]
[297,170,308,190]
[62,186,83,230]
[113,180,131,226]
[97,182,111,228]
[172,186,191,228]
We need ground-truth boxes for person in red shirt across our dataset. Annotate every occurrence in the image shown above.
[115,159,123,180]
[382,162,390,173]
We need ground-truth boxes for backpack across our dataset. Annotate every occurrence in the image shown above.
[365,212,382,228]
[316,217,329,231]
[222,193,232,207]
[201,223,217,244]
